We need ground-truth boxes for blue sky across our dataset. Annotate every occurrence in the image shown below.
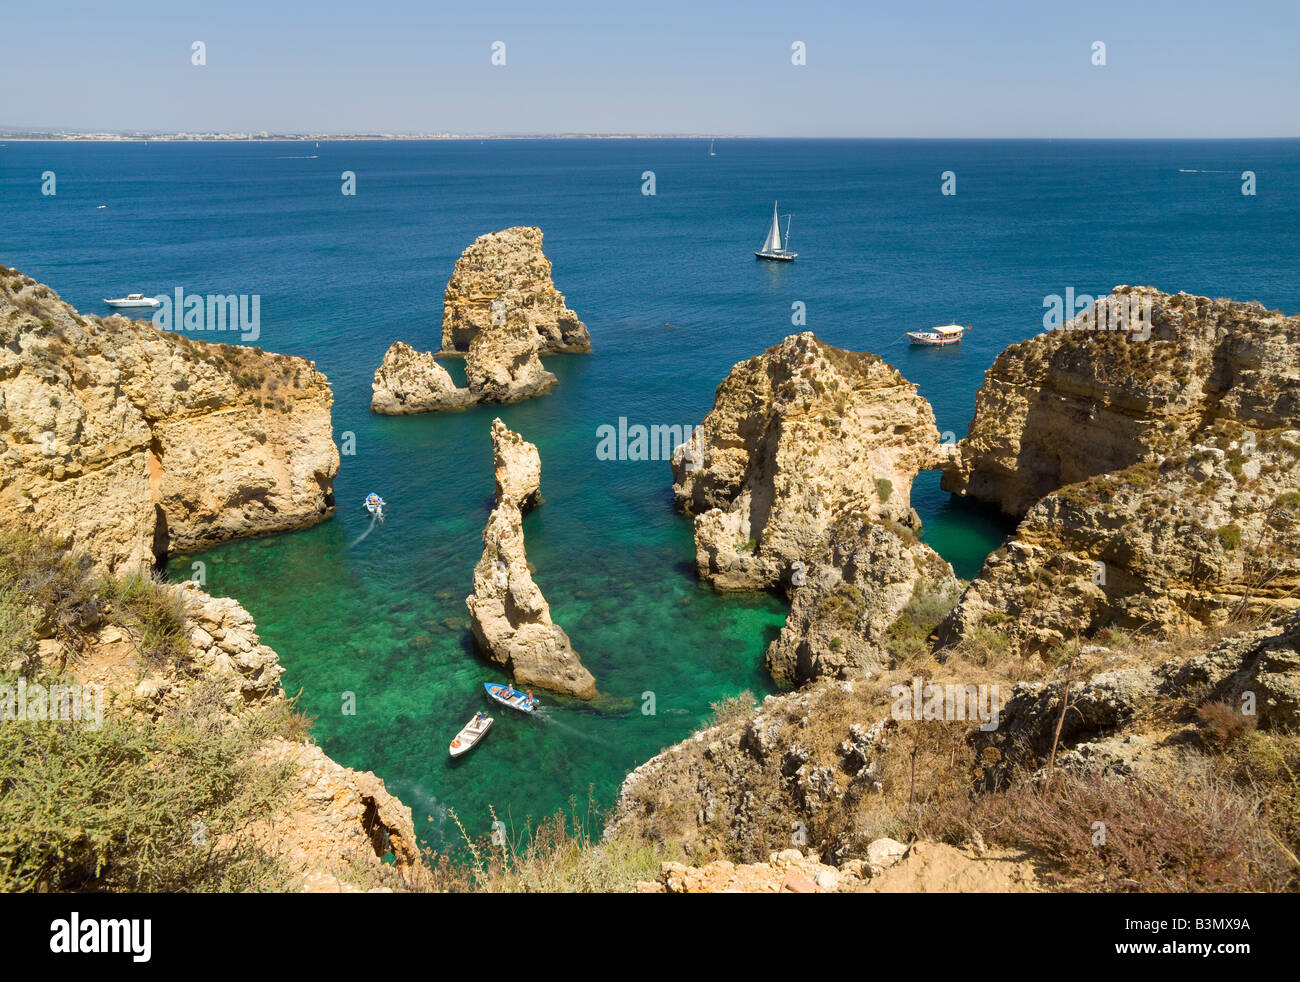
[5,0,1300,136]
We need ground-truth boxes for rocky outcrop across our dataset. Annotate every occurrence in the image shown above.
[975,611,1300,785]
[490,417,541,510]
[465,421,595,699]
[635,841,1039,893]
[442,226,591,354]
[765,521,959,686]
[371,341,475,414]
[20,569,425,892]
[942,286,1300,516]
[937,430,1300,650]
[672,333,943,592]
[463,310,557,404]
[0,268,338,572]
[935,288,1300,651]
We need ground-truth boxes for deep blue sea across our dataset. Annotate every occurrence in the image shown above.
[3,138,1299,848]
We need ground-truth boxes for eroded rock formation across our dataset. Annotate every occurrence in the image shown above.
[937,287,1300,650]
[442,226,591,354]
[672,332,944,592]
[765,521,959,687]
[466,420,595,698]
[463,309,558,404]
[371,341,475,414]
[22,574,424,892]
[0,268,338,572]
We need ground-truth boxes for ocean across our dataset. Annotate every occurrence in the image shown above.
[3,137,1299,849]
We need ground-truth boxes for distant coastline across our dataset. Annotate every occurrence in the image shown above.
[0,129,735,143]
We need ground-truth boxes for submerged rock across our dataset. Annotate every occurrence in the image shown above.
[466,421,596,699]
[371,340,474,414]
[0,267,338,573]
[442,226,591,354]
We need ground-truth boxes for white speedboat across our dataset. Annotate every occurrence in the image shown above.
[907,324,968,346]
[363,492,386,522]
[104,293,160,309]
[754,201,797,261]
[449,712,494,758]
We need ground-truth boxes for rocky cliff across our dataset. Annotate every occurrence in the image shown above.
[765,520,959,686]
[937,287,1300,651]
[0,268,338,572]
[942,286,1300,516]
[466,420,596,699]
[442,226,591,354]
[12,559,423,891]
[672,333,944,593]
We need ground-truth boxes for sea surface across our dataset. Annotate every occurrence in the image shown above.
[3,138,1299,849]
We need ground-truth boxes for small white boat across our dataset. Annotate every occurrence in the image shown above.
[907,324,968,346]
[708,140,717,157]
[363,492,386,522]
[755,201,796,261]
[449,712,494,758]
[104,293,160,309]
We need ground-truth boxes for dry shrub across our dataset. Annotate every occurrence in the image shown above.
[977,766,1293,892]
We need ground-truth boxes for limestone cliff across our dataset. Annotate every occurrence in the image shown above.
[371,341,475,414]
[466,420,596,699]
[942,286,1300,516]
[0,267,338,572]
[442,226,591,354]
[671,333,943,592]
[765,520,959,687]
[937,287,1300,650]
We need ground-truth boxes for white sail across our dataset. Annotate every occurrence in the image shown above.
[762,201,783,253]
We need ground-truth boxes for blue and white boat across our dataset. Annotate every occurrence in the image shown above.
[484,681,539,714]
[363,492,386,521]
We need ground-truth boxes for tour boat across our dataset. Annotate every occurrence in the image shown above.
[907,324,968,346]
[484,681,539,714]
[754,201,796,261]
[449,712,494,758]
[103,293,160,309]
[363,492,386,521]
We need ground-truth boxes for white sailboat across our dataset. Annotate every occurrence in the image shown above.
[708,139,717,157]
[754,201,796,261]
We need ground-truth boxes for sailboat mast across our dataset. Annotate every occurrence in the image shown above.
[783,213,793,251]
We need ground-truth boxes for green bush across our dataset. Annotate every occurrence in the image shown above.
[0,671,294,892]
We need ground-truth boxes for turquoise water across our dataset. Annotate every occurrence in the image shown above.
[4,139,1299,847]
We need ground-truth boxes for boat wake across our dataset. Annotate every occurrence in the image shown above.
[532,708,616,748]
[349,514,379,547]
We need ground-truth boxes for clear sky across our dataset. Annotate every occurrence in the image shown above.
[5,0,1300,136]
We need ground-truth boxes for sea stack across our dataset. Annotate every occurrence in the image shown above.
[371,341,475,414]
[671,332,946,592]
[0,267,339,572]
[466,419,596,699]
[442,226,591,354]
